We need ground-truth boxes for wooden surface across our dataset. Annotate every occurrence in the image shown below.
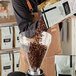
[0,1,10,3]
[0,48,20,53]
[0,16,16,26]
[0,22,16,26]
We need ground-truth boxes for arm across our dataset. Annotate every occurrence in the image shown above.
[12,0,38,38]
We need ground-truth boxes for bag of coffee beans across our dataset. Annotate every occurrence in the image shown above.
[0,52,13,76]
[55,55,75,76]
[13,50,20,71]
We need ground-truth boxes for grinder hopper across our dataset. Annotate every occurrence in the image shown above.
[20,32,52,76]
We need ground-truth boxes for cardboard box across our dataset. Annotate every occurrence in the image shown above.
[13,50,20,71]
[0,52,13,76]
[0,26,13,49]
[13,25,20,48]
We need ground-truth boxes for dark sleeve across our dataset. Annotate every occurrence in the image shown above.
[12,0,38,38]
[37,0,46,5]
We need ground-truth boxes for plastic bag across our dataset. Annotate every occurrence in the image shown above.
[55,55,75,76]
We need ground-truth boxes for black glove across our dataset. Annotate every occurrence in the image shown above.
[24,21,38,38]
[24,12,47,38]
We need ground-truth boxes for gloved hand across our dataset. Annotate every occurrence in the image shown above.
[23,12,47,38]
[24,21,38,38]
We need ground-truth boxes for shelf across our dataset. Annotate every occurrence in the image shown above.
[0,1,10,3]
[0,22,17,26]
[0,48,20,53]
[12,48,20,51]
[0,16,17,26]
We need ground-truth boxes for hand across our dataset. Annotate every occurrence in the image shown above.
[24,21,38,38]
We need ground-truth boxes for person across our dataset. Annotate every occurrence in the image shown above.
[12,0,46,38]
[7,0,46,76]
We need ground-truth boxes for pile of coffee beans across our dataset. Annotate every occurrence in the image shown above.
[28,42,47,70]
